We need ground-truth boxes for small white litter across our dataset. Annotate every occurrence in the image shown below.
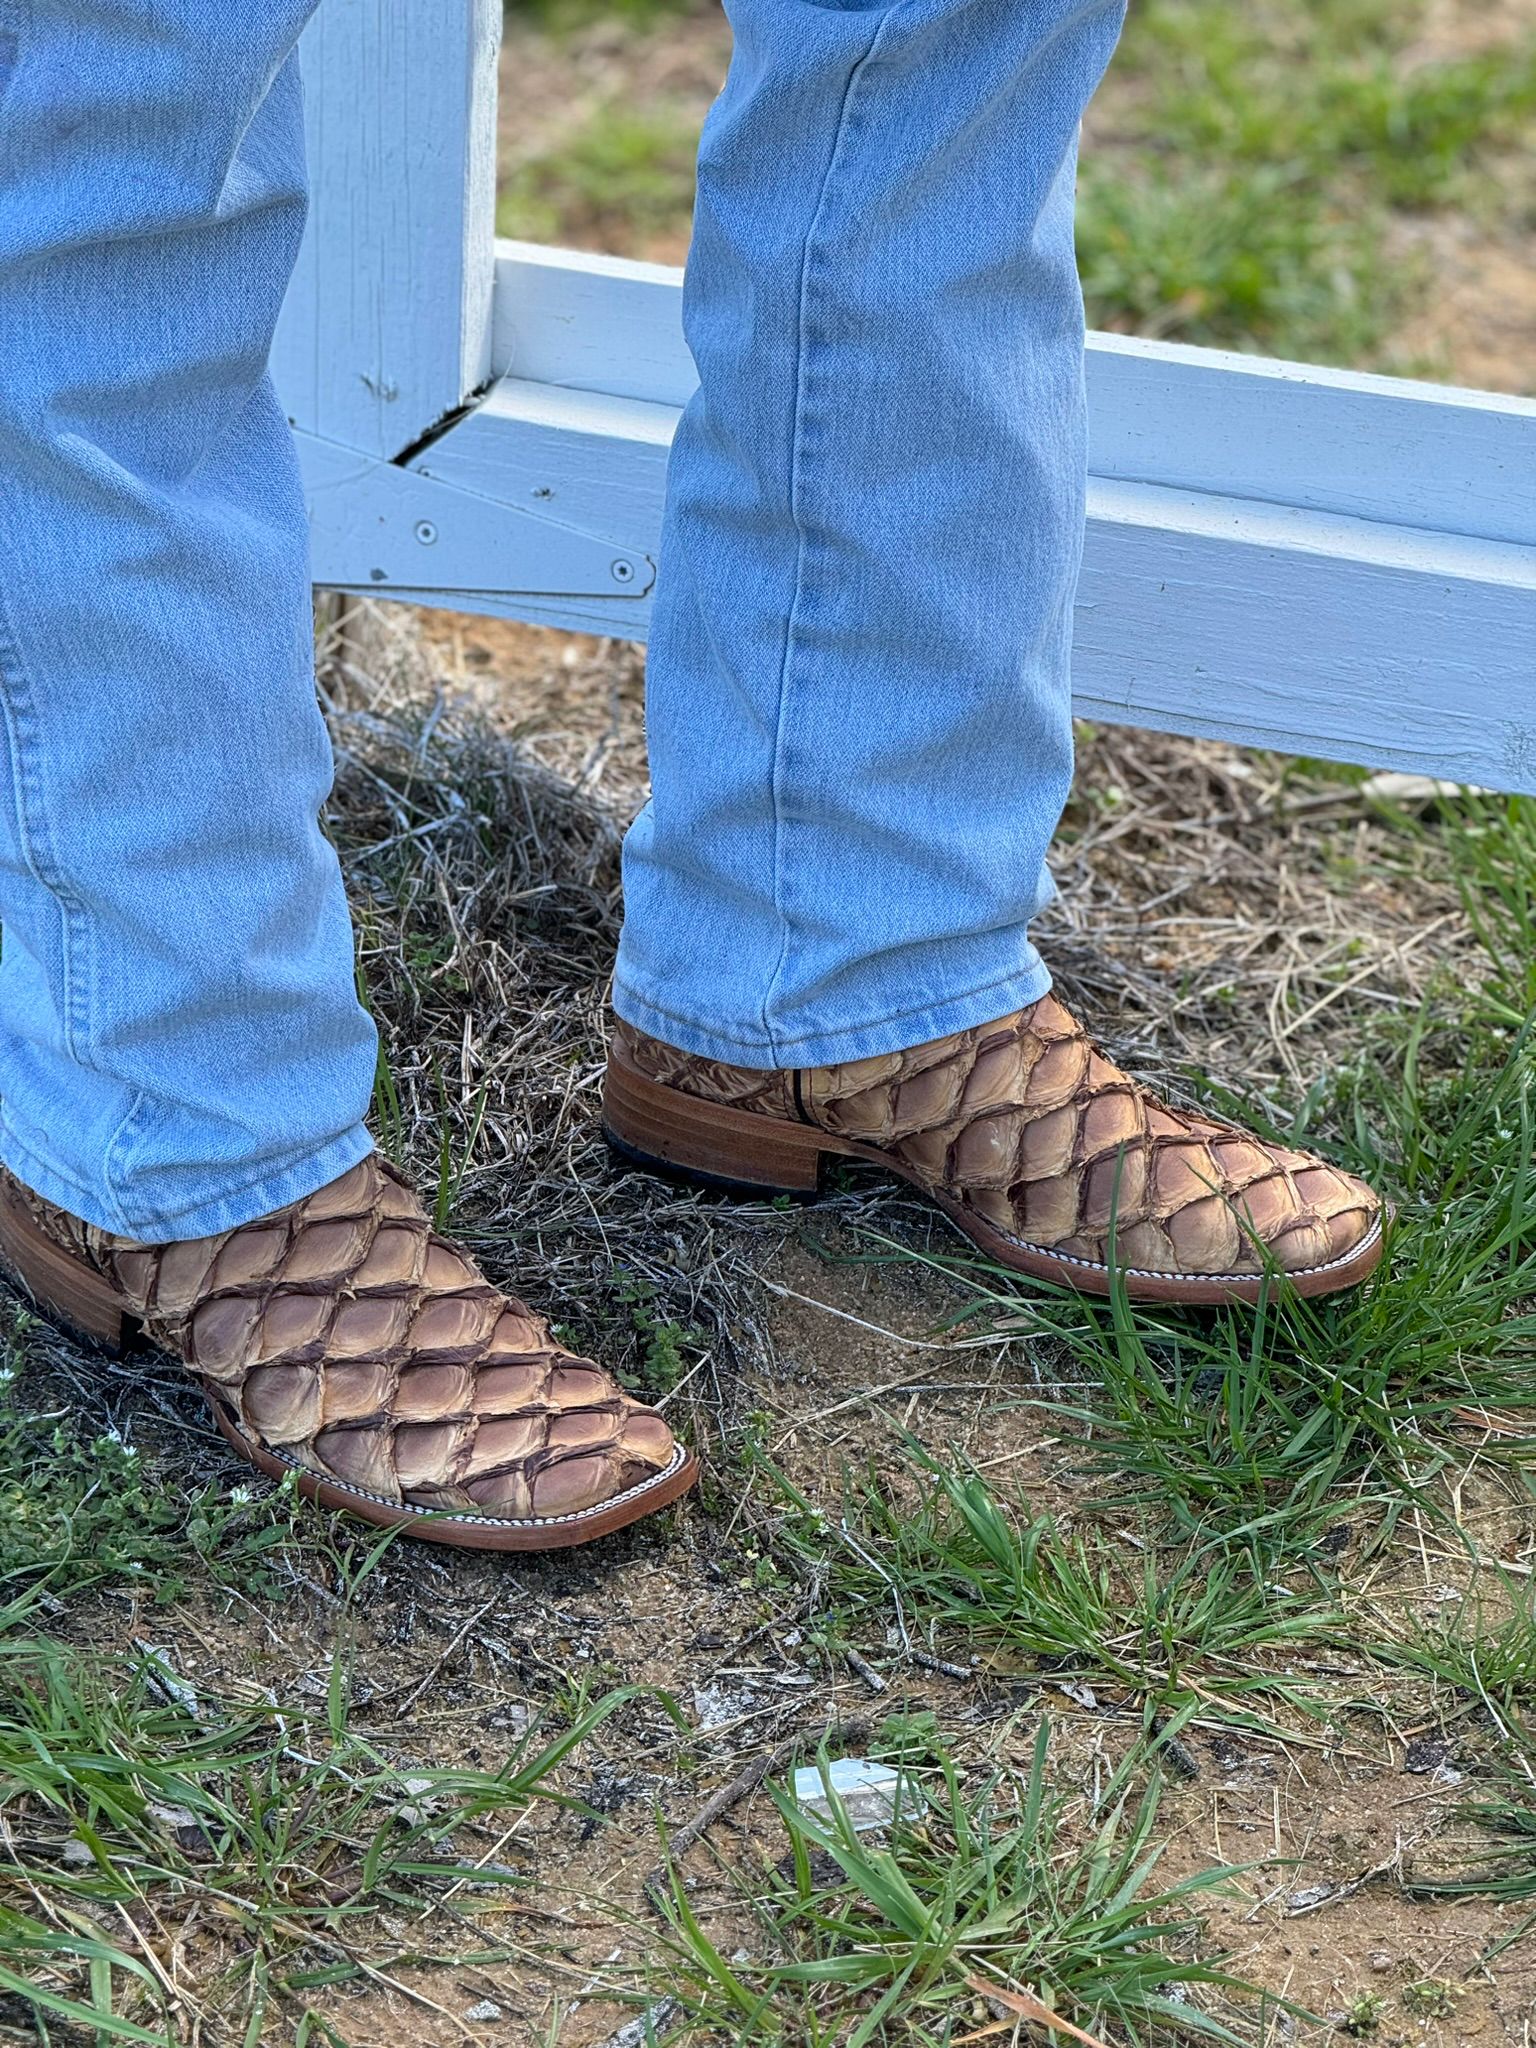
[1358,771,1487,805]
[691,1682,753,1731]
[790,1757,909,1832]
[590,1996,683,2048]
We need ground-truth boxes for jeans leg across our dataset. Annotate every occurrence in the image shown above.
[0,1,376,1239]
[615,0,1126,1068]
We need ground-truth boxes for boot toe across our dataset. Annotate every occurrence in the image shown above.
[387,1379,682,1529]
[1240,1157,1381,1276]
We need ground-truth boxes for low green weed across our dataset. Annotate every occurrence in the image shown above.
[0,1639,655,2043]
[755,1442,1339,1722]
[0,1331,295,1606]
[614,1269,708,1398]
[658,1719,1260,2045]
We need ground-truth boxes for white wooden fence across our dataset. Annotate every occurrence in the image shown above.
[275,1,1536,796]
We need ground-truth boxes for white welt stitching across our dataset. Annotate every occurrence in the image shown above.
[226,1435,691,1528]
[976,1209,1384,1284]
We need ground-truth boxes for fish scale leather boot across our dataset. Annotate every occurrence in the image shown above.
[0,1153,696,1549]
[604,994,1385,1305]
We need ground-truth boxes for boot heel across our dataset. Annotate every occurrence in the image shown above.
[0,1183,126,1354]
[603,1049,835,1198]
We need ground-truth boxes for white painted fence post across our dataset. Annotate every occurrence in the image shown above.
[274,0,501,459]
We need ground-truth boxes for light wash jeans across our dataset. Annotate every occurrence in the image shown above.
[0,1,375,1240]
[615,0,1126,1065]
[0,0,1121,1243]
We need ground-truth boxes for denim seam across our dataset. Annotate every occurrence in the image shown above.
[0,593,88,1040]
[616,951,1049,1056]
[98,1086,160,1234]
[0,500,142,1231]
[757,5,902,1062]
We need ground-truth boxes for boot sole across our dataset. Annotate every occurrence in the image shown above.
[602,1044,1387,1307]
[0,1176,699,1551]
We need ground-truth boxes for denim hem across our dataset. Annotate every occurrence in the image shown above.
[612,950,1055,1071]
[0,1114,376,1243]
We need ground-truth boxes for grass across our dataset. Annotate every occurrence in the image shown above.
[0,1311,298,1606]
[505,0,694,31]
[0,1588,663,2040]
[1371,1588,1536,1750]
[498,106,702,249]
[658,1719,1259,2045]
[721,780,1536,1713]
[755,1443,1344,1725]
[924,791,1534,1544]
[496,0,1536,378]
[2,4,1533,2032]
[492,0,1536,389]
[7,630,1533,2039]
[1406,1774,1536,1953]
[1076,159,1402,360]
[0,1117,689,2040]
[1118,4,1536,213]
[1077,0,1536,362]
[710,779,1536,2020]
[945,1002,1536,1548]
[3,646,1532,2036]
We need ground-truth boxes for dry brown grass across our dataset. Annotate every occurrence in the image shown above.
[2,597,1530,2045]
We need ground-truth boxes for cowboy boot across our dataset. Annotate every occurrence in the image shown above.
[0,1153,696,1549]
[603,994,1384,1306]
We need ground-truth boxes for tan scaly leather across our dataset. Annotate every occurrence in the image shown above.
[0,1153,695,1549]
[605,994,1384,1303]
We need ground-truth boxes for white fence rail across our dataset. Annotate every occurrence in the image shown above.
[277,9,1536,796]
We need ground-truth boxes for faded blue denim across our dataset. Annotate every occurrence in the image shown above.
[0,0,1120,1241]
[0,0,375,1239]
[615,0,1126,1065]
